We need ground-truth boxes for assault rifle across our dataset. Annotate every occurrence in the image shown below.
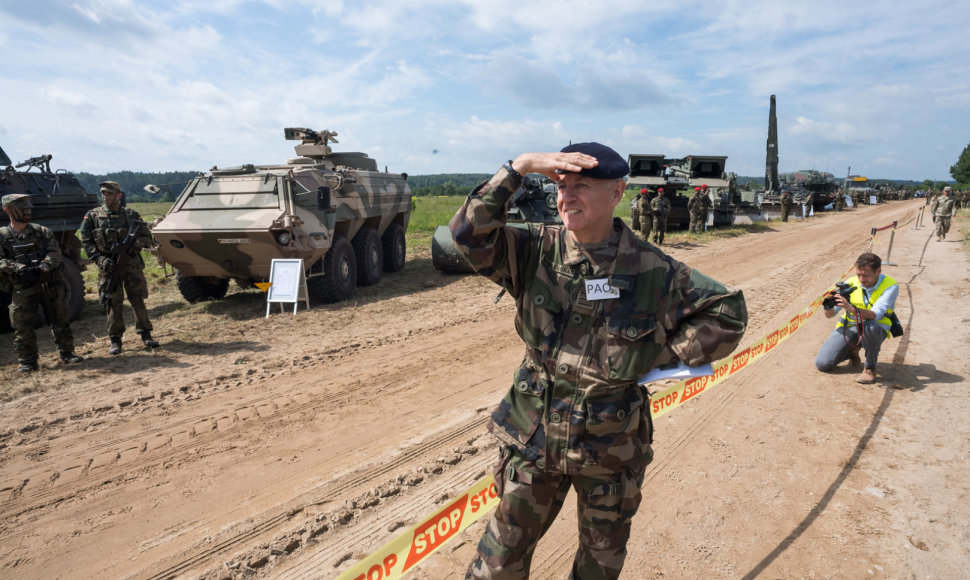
[10,243,56,326]
[99,220,145,312]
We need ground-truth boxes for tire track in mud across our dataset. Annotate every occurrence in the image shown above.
[0,313,517,514]
[143,418,491,580]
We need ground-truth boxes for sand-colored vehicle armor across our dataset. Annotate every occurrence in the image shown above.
[151,128,412,304]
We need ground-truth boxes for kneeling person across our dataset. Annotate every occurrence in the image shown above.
[815,252,898,384]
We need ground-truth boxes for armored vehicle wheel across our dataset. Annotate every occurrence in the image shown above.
[176,272,230,303]
[309,235,356,303]
[353,226,382,286]
[381,222,406,273]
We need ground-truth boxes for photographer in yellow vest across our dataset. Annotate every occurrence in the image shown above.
[815,253,898,384]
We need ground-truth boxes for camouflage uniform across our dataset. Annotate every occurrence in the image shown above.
[451,167,747,579]
[687,190,710,233]
[635,194,652,242]
[0,197,80,371]
[629,194,641,233]
[934,193,956,241]
[649,194,670,245]
[80,201,156,349]
[780,192,792,221]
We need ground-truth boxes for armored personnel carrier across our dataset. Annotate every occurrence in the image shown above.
[150,128,412,304]
[431,175,560,273]
[0,145,99,330]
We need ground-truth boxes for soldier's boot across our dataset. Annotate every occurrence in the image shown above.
[17,361,39,374]
[108,337,123,356]
[60,352,84,365]
[139,331,159,349]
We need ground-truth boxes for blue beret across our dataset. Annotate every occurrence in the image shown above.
[558,142,629,180]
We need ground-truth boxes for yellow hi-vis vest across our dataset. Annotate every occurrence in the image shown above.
[837,274,897,337]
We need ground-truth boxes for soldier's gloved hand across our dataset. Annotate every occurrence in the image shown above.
[38,262,51,273]
[100,257,115,272]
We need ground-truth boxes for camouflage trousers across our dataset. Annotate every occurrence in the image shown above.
[688,211,706,233]
[935,215,951,238]
[99,267,153,339]
[780,206,790,221]
[8,280,74,364]
[651,216,666,244]
[466,450,647,580]
[639,217,652,242]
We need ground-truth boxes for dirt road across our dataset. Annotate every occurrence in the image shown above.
[1,199,967,579]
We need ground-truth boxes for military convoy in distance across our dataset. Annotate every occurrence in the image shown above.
[150,128,412,304]
[0,145,99,330]
[627,154,740,228]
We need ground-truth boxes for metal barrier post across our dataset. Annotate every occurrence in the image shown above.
[884,220,898,266]
[913,206,923,229]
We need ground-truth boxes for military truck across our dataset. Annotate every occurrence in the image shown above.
[0,145,99,331]
[431,175,560,273]
[150,128,412,304]
[627,154,738,229]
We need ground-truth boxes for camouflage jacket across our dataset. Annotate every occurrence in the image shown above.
[0,223,62,291]
[935,196,955,217]
[450,168,747,476]
[635,195,652,217]
[650,195,670,217]
[80,205,153,269]
[687,192,711,213]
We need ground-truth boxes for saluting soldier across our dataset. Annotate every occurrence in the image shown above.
[80,181,159,355]
[450,143,747,579]
[0,194,84,372]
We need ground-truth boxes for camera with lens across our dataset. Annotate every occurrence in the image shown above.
[823,281,856,309]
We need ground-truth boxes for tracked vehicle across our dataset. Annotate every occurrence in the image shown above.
[151,128,412,304]
[0,146,99,330]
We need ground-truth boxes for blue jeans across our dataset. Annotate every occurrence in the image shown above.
[815,321,887,371]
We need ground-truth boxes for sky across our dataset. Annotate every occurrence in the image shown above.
[1,0,968,182]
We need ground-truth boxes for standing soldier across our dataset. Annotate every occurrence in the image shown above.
[929,191,941,225]
[80,181,159,355]
[803,192,814,217]
[629,190,642,234]
[780,189,792,222]
[834,188,845,211]
[650,187,670,245]
[687,187,706,233]
[0,194,84,373]
[451,143,747,579]
[636,188,653,242]
[934,187,956,241]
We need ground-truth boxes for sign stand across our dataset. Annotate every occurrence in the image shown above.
[265,259,310,318]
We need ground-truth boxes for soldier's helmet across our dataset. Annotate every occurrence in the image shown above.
[99,181,123,194]
[2,193,31,207]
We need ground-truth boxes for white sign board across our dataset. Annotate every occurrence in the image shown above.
[266,259,310,317]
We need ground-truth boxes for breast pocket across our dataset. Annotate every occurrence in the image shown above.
[605,313,663,382]
[516,282,565,351]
